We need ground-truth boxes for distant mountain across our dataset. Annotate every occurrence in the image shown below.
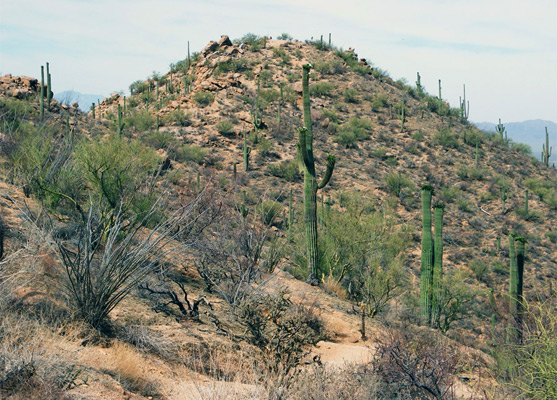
[474,119,556,160]
[54,91,105,112]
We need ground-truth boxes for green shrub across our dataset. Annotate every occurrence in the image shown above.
[456,197,473,213]
[412,131,425,141]
[163,109,191,126]
[287,72,301,83]
[272,47,291,65]
[214,58,248,76]
[258,89,280,107]
[370,94,388,111]
[457,166,489,181]
[234,33,267,51]
[277,33,293,40]
[167,144,207,164]
[511,142,532,156]
[126,111,154,131]
[321,108,339,123]
[372,147,387,158]
[256,137,273,157]
[75,135,160,213]
[334,117,373,147]
[384,172,414,197]
[268,159,300,182]
[469,259,488,282]
[216,120,235,136]
[343,88,359,103]
[434,128,460,148]
[143,130,176,150]
[129,80,149,94]
[313,60,346,75]
[310,82,335,97]
[258,201,281,225]
[193,91,214,107]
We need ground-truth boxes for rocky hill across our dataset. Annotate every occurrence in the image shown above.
[0,34,555,399]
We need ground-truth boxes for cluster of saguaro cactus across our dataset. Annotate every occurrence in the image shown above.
[542,127,552,166]
[509,234,526,343]
[416,72,423,95]
[495,118,507,143]
[459,84,469,120]
[298,64,336,285]
[420,185,445,327]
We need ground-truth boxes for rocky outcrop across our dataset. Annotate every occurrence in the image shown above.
[0,74,39,99]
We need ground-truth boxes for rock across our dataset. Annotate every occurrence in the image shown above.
[218,35,232,47]
[322,118,330,128]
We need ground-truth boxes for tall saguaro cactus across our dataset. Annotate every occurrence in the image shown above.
[420,185,434,325]
[40,65,45,120]
[46,62,52,111]
[431,202,444,327]
[298,64,336,285]
[542,127,552,167]
[510,236,526,343]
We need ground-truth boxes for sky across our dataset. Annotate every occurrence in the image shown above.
[1,0,556,124]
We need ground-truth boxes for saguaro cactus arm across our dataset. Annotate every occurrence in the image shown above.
[318,155,336,189]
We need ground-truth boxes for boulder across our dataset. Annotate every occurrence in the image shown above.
[218,35,232,47]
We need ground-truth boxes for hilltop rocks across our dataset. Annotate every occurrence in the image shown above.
[218,35,232,47]
[0,74,39,99]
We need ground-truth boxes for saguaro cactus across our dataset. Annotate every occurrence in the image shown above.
[91,103,95,119]
[46,62,52,111]
[542,127,552,167]
[117,104,124,137]
[298,64,336,285]
[509,235,526,343]
[495,118,506,142]
[416,72,423,95]
[40,65,45,120]
[420,185,434,325]
[243,131,251,171]
[431,202,444,327]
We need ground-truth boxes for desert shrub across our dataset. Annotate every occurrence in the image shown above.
[372,326,460,399]
[313,60,346,75]
[287,72,301,83]
[438,186,462,204]
[277,33,293,40]
[469,259,488,282]
[272,47,291,65]
[75,135,160,214]
[334,117,372,147]
[511,142,532,156]
[256,137,273,157]
[385,172,414,197]
[214,58,248,76]
[310,82,335,97]
[434,128,460,148]
[258,200,281,225]
[234,33,267,51]
[343,88,359,103]
[320,193,411,333]
[370,93,388,111]
[524,177,557,210]
[321,108,339,123]
[126,110,154,131]
[129,80,148,95]
[457,166,489,181]
[216,119,235,136]
[167,144,207,164]
[237,290,324,374]
[193,91,214,107]
[195,206,284,308]
[494,297,557,399]
[163,109,191,126]
[268,159,300,182]
[142,130,176,150]
[258,88,280,107]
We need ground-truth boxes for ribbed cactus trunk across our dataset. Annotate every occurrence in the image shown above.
[508,234,518,342]
[513,237,526,343]
[46,62,51,111]
[40,65,45,120]
[431,203,444,327]
[298,64,336,286]
[420,186,434,325]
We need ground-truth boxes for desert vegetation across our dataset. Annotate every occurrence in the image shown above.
[0,33,555,399]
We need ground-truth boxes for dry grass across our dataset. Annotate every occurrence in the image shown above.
[107,342,158,396]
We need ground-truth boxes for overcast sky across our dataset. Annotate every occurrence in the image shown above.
[1,0,556,124]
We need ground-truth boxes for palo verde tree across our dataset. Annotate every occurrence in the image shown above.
[298,63,336,285]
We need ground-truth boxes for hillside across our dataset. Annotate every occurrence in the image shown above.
[0,34,556,399]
